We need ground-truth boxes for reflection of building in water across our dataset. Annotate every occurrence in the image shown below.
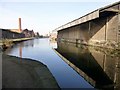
[49,40,57,48]
[18,40,35,58]
[19,43,23,58]
[55,41,120,89]
[89,48,120,89]
[22,40,34,47]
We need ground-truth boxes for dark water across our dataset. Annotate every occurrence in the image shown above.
[5,38,93,88]
[5,38,120,89]
[56,41,120,89]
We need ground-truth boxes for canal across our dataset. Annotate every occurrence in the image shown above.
[4,38,120,89]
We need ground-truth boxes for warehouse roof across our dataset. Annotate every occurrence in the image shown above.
[54,1,120,32]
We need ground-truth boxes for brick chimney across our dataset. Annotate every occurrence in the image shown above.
[18,18,22,32]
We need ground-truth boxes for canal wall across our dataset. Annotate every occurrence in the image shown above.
[55,2,120,49]
[0,38,34,51]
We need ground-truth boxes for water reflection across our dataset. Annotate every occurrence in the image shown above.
[56,41,120,89]
[19,43,22,58]
[5,38,93,88]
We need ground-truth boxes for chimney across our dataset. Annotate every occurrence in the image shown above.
[18,18,22,32]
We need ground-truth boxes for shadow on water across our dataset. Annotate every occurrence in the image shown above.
[5,38,93,88]
[55,41,120,90]
[4,38,120,89]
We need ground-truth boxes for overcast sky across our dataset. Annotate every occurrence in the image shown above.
[0,0,119,35]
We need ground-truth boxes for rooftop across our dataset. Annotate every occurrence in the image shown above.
[54,1,120,32]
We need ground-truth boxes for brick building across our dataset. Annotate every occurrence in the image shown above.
[22,29,35,38]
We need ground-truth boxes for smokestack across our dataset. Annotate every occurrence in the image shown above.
[19,18,22,32]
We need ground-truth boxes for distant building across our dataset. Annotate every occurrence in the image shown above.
[0,18,36,39]
[10,29,22,33]
[22,29,35,38]
[9,18,22,34]
[50,31,57,41]
[0,29,25,39]
[0,28,35,39]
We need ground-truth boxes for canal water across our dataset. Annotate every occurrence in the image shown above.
[5,38,92,88]
[4,38,120,89]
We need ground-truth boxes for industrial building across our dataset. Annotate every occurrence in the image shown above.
[55,2,120,49]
